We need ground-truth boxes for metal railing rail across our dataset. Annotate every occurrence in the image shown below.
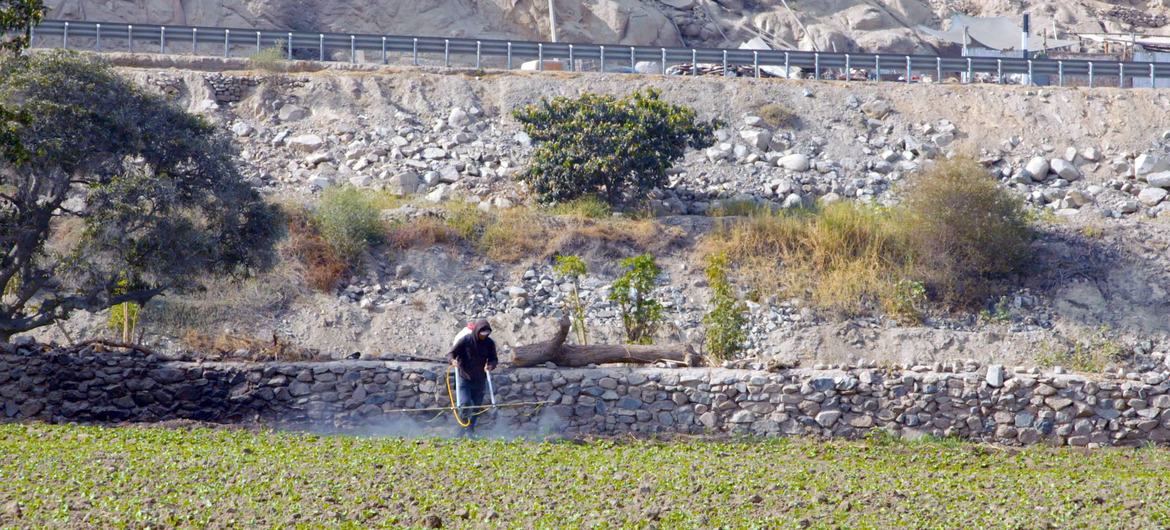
[27,19,1170,88]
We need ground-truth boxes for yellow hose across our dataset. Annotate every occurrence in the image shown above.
[446,365,492,427]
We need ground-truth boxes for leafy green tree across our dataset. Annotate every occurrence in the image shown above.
[0,52,279,340]
[553,254,588,345]
[0,0,45,164]
[703,252,747,362]
[0,0,43,56]
[608,254,663,345]
[512,88,719,204]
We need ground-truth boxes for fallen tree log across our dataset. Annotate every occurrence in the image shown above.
[511,317,700,367]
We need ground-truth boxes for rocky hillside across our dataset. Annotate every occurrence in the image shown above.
[43,0,1170,53]
[28,54,1170,378]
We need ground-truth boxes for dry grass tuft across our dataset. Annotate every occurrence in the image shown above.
[385,216,457,250]
[178,329,322,361]
[281,205,348,292]
[699,157,1033,318]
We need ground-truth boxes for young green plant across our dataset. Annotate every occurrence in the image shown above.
[608,254,664,345]
[703,252,748,362]
[553,255,589,345]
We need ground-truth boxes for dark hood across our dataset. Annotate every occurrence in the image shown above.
[471,319,492,340]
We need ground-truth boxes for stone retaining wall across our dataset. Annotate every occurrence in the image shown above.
[4,343,1170,446]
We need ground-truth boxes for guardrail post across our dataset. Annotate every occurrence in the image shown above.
[127,25,132,53]
[224,29,230,57]
[692,49,698,76]
[160,26,166,54]
[1058,60,1064,86]
[600,45,605,72]
[382,36,387,65]
[412,38,418,66]
[191,27,197,54]
[754,51,759,78]
[567,44,573,71]
[287,32,292,60]
[62,21,68,49]
[630,46,635,71]
[1119,62,1124,88]
[874,55,879,82]
[905,56,911,84]
[1027,59,1033,86]
[996,59,1002,84]
[1151,63,1156,88]
[785,52,790,79]
[507,42,512,69]
[476,41,481,69]
[319,34,324,61]
[95,23,101,51]
[844,53,850,81]
[1088,61,1094,88]
[350,35,355,64]
[936,57,941,83]
[255,31,260,55]
[814,52,819,79]
[538,43,544,71]
[966,57,972,83]
[444,39,450,67]
[722,49,728,76]
[662,48,667,75]
[28,22,34,46]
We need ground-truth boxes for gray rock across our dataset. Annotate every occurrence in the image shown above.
[231,121,254,137]
[277,105,308,122]
[778,153,810,172]
[1025,157,1050,181]
[860,100,891,119]
[1050,158,1081,181]
[815,410,841,428]
[729,410,756,423]
[288,134,324,152]
[739,129,772,150]
[1135,153,1169,177]
[422,147,447,160]
[448,108,470,128]
[1138,187,1168,206]
[1147,171,1170,188]
[986,365,1004,387]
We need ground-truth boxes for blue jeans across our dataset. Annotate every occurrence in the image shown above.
[456,376,486,432]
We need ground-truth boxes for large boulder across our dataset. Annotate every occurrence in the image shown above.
[1050,158,1082,181]
[1139,187,1168,206]
[1147,171,1170,188]
[288,134,324,153]
[1135,153,1170,177]
[1024,157,1049,181]
[778,153,810,172]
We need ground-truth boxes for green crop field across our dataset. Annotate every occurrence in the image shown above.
[1,424,1168,528]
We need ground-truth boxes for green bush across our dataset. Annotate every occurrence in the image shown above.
[314,186,384,263]
[609,254,664,345]
[513,89,719,204]
[703,252,748,362]
[553,255,589,345]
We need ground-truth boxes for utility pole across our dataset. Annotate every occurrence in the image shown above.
[548,0,558,43]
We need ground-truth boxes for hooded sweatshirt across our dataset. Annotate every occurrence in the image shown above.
[448,319,498,381]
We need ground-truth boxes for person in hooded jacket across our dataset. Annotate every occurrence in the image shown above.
[448,319,498,435]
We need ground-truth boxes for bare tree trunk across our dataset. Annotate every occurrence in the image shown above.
[512,317,699,367]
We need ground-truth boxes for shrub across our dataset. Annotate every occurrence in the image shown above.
[758,103,797,128]
[314,186,384,264]
[553,255,589,345]
[609,254,664,344]
[703,252,748,362]
[899,158,1033,307]
[283,206,347,292]
[512,88,719,204]
[249,42,287,72]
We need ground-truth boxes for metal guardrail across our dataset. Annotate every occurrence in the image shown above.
[27,19,1170,88]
